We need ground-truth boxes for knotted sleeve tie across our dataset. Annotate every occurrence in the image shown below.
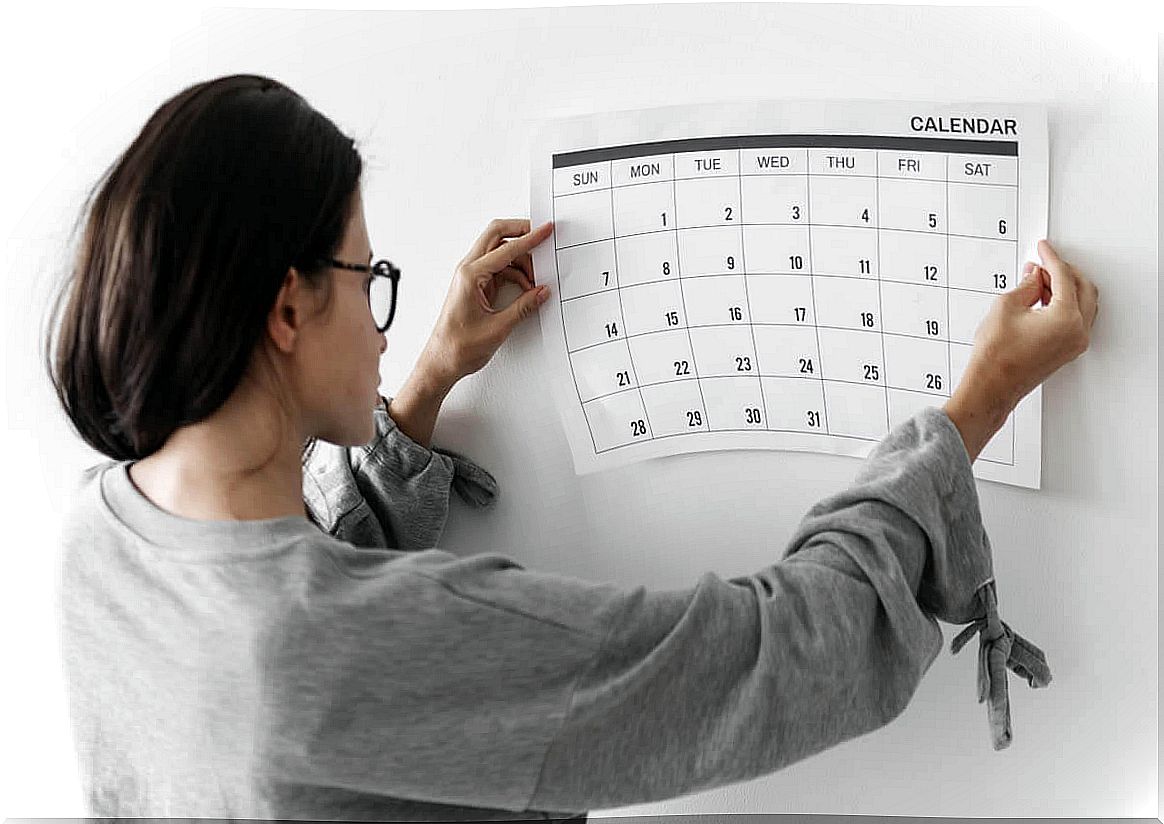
[949,579,1053,750]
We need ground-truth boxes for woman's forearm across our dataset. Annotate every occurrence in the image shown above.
[941,379,1012,463]
[385,348,458,449]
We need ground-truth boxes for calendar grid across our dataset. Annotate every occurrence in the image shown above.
[553,134,1020,461]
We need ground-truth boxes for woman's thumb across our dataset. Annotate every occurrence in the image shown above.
[502,285,550,331]
[1007,267,1044,308]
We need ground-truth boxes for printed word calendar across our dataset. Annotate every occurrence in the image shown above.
[530,101,1048,488]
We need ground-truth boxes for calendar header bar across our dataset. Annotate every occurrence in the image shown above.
[552,134,1018,168]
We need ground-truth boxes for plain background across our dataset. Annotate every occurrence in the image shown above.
[2,0,1159,818]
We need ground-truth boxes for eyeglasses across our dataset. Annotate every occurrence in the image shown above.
[316,257,401,333]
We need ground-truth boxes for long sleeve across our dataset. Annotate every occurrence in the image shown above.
[529,405,1049,811]
[301,395,499,550]
[266,406,1051,817]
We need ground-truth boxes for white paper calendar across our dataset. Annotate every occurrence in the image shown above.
[530,100,1047,488]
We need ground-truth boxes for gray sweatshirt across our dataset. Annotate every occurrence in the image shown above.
[57,400,1051,819]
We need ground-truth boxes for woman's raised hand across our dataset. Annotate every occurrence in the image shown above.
[959,238,1099,413]
[944,238,1099,460]
[425,219,554,383]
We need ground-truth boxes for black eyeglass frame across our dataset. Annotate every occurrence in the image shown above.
[317,257,401,333]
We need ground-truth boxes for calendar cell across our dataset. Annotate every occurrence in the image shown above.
[879,281,949,340]
[810,277,880,331]
[823,381,889,440]
[810,225,879,278]
[877,177,947,233]
[620,280,685,338]
[554,188,613,247]
[808,148,877,177]
[571,340,638,402]
[675,150,739,179]
[741,225,811,274]
[752,325,821,378]
[948,181,1017,240]
[948,154,1017,186]
[674,176,741,229]
[877,151,945,182]
[688,325,760,378]
[700,377,767,431]
[979,414,1015,464]
[626,328,698,387]
[640,380,709,437]
[949,341,973,392]
[554,161,611,196]
[807,174,878,228]
[948,235,1016,294]
[739,174,809,225]
[614,231,680,288]
[741,148,808,176]
[947,350,1020,463]
[760,377,827,434]
[882,335,949,395]
[888,388,942,431]
[612,179,675,237]
[878,229,947,286]
[582,388,650,452]
[681,275,752,328]
[678,225,744,277]
[817,327,885,386]
[557,239,618,301]
[745,274,817,326]
[563,290,626,352]
[612,154,675,187]
[948,290,995,345]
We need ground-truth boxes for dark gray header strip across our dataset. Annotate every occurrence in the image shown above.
[552,134,1019,168]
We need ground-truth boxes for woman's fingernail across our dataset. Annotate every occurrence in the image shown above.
[537,287,549,303]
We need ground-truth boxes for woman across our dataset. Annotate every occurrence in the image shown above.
[45,75,1097,819]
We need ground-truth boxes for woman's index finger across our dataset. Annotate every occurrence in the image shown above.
[465,218,531,263]
[476,221,553,273]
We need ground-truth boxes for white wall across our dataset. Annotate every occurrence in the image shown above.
[3,2,1158,817]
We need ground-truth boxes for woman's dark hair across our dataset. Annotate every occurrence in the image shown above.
[42,74,363,468]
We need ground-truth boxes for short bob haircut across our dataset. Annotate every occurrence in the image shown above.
[43,74,363,470]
